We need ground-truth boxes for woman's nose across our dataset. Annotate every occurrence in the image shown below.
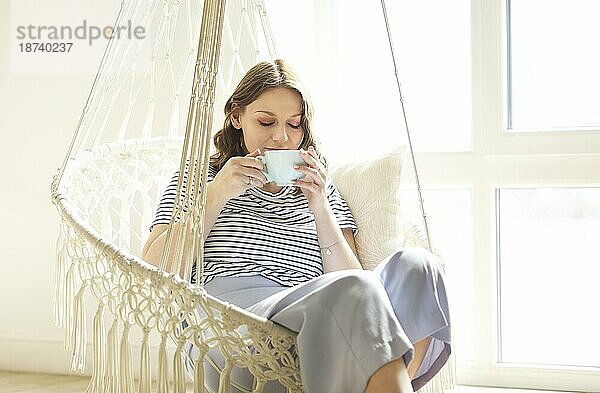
[271,125,289,142]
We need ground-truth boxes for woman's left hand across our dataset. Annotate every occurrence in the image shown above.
[294,146,329,215]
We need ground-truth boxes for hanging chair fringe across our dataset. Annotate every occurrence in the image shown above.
[193,346,208,393]
[173,341,186,393]
[53,224,67,328]
[138,329,152,393]
[71,281,88,372]
[157,333,170,393]
[64,264,75,351]
[120,322,135,393]
[105,317,120,393]
[443,351,457,388]
[86,303,106,393]
[218,359,233,393]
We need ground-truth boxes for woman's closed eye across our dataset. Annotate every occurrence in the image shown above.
[258,120,301,129]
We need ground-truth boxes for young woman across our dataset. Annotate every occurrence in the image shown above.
[142,59,451,393]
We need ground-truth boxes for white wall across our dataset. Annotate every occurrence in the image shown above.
[0,0,120,375]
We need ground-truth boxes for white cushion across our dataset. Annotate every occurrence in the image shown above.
[330,147,406,270]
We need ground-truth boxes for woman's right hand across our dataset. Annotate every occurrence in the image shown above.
[211,148,268,201]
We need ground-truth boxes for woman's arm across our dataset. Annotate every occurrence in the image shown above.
[141,181,229,267]
[313,205,363,273]
[293,146,362,273]
[141,149,267,269]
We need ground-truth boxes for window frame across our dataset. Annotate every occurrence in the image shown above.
[481,0,600,156]
[455,0,600,390]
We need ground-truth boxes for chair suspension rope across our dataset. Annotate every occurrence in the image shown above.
[379,0,433,252]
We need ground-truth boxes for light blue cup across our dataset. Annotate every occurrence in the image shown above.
[257,149,307,186]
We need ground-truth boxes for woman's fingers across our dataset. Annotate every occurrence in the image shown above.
[245,147,262,157]
[235,156,264,170]
[242,167,268,185]
[227,152,267,185]
[299,148,319,168]
[294,164,324,185]
[300,147,326,173]
[307,146,321,161]
[296,148,326,185]
[237,172,262,188]
[294,177,320,193]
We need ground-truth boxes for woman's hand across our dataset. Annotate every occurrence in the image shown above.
[294,146,329,215]
[211,148,268,201]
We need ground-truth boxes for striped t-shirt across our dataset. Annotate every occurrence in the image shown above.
[150,164,358,287]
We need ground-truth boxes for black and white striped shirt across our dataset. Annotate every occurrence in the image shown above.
[150,165,358,287]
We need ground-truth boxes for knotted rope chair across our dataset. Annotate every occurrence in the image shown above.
[51,0,456,392]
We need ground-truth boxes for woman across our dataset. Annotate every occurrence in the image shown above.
[142,59,451,393]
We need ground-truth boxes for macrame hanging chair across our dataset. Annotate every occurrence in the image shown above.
[51,0,456,392]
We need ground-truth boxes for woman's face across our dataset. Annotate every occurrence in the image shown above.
[232,87,305,153]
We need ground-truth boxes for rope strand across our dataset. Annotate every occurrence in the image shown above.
[379,0,433,252]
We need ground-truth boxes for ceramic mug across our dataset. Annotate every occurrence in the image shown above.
[256,149,306,186]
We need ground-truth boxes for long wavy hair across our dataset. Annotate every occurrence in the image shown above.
[210,59,326,173]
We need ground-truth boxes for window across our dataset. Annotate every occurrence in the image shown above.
[497,187,600,368]
[507,0,600,131]
[328,0,472,158]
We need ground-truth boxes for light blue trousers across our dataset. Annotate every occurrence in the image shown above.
[188,248,451,393]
